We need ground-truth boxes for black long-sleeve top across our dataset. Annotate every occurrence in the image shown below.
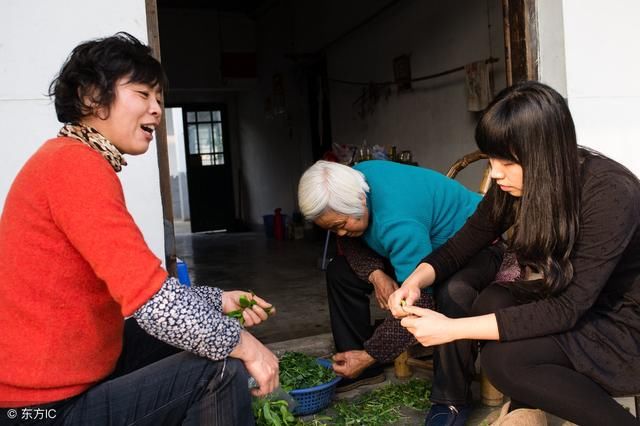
[423,153,640,395]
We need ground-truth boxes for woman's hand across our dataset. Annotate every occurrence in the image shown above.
[222,291,275,327]
[369,270,398,310]
[332,350,375,378]
[400,306,500,346]
[399,305,457,347]
[388,282,422,318]
[389,263,436,317]
[231,331,279,397]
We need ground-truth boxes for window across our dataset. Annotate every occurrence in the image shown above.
[186,110,224,166]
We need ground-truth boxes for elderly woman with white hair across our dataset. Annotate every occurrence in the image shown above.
[298,159,503,424]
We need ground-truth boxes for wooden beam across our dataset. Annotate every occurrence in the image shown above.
[146,0,177,276]
[504,0,539,83]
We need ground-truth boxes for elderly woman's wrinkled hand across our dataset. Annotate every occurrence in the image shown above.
[369,270,398,310]
[399,305,455,347]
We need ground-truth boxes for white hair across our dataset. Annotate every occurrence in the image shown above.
[297,160,370,220]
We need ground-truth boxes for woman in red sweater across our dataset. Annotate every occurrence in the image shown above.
[0,33,277,425]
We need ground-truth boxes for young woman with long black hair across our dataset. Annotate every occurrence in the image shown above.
[390,81,640,425]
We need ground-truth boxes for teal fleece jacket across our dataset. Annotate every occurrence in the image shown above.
[354,160,481,282]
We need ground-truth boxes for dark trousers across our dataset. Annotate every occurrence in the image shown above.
[326,246,502,405]
[326,256,378,354]
[2,319,254,426]
[430,246,502,405]
[475,285,639,426]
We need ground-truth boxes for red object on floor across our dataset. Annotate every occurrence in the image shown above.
[274,208,284,240]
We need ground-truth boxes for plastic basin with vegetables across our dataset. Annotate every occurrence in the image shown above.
[278,352,342,416]
[289,358,342,416]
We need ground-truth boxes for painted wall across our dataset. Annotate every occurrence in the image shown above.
[236,4,313,226]
[238,0,506,226]
[537,0,568,97]
[0,0,166,263]
[561,0,640,177]
[327,0,506,191]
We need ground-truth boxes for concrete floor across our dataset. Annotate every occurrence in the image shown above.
[174,223,580,425]
[175,223,340,344]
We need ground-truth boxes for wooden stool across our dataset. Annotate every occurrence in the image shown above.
[393,345,433,379]
[480,371,503,406]
[394,350,503,407]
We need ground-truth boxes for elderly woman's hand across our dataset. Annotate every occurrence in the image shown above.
[222,291,275,327]
[368,270,398,310]
[332,350,375,378]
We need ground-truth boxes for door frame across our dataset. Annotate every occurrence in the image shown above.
[146,0,177,275]
[179,103,236,233]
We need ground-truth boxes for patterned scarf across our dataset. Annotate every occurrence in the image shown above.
[58,123,127,172]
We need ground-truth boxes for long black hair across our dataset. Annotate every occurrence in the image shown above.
[476,81,580,295]
[49,32,167,123]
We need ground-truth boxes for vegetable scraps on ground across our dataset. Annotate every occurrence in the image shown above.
[253,350,432,426]
[227,293,273,326]
[297,378,431,426]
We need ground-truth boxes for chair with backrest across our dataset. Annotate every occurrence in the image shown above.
[393,150,504,406]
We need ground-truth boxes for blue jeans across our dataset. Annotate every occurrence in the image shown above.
[2,320,254,426]
[58,353,253,425]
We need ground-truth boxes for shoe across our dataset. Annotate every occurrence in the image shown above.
[335,369,385,393]
[424,404,471,426]
[484,402,547,426]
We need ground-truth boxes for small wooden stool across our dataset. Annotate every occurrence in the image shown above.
[480,371,503,406]
[393,349,503,406]
[394,345,434,379]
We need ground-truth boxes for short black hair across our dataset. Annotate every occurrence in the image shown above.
[49,32,167,123]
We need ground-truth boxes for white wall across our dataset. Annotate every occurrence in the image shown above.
[537,0,568,97]
[0,0,166,263]
[559,0,640,176]
[326,0,505,189]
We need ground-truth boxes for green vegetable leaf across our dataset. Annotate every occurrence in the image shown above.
[278,352,336,391]
[239,295,255,309]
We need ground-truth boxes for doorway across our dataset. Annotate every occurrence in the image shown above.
[166,105,235,233]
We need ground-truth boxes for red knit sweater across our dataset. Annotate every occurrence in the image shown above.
[0,137,167,407]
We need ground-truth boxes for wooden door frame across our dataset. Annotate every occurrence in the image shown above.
[502,0,539,84]
[146,0,177,276]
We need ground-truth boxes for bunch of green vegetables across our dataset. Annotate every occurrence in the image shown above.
[303,378,432,426]
[279,352,336,392]
[253,398,301,426]
[252,352,336,426]
[227,294,273,326]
